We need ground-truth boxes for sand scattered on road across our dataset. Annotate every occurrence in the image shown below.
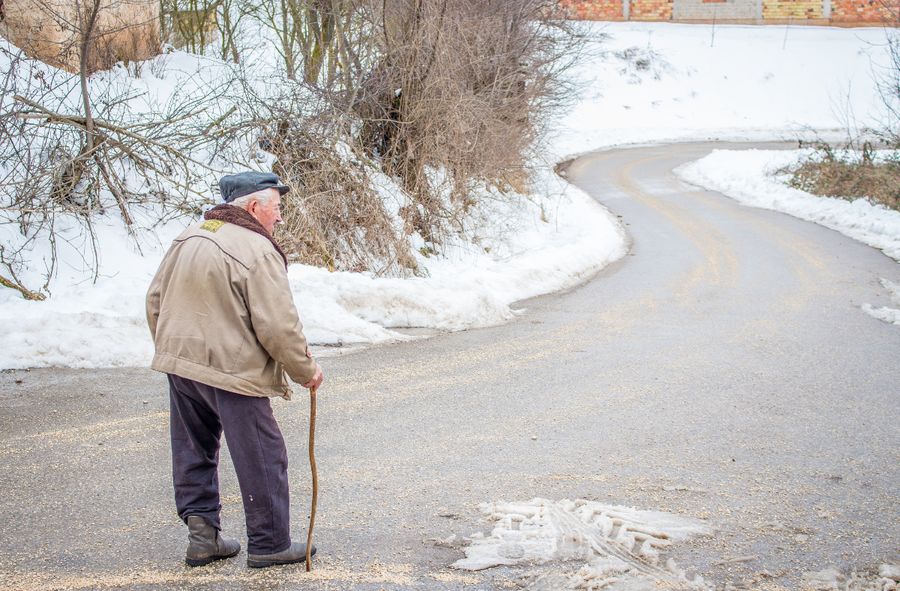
[0,558,419,590]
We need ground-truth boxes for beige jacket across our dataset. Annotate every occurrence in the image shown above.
[146,219,317,399]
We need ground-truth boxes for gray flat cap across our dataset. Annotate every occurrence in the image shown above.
[219,171,290,203]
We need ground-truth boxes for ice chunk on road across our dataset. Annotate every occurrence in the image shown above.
[452,498,711,589]
[804,563,900,590]
[862,278,900,327]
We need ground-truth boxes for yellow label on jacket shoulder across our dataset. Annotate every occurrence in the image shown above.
[201,220,225,232]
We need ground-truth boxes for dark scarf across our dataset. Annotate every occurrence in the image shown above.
[204,204,288,269]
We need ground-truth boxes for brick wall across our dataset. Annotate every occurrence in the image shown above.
[630,0,675,19]
[831,0,895,21]
[561,0,892,22]
[762,0,823,19]
[673,0,758,19]
[560,0,625,20]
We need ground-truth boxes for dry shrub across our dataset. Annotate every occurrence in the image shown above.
[272,132,418,275]
[782,6,900,214]
[785,143,900,211]
[249,98,417,275]
[355,0,574,245]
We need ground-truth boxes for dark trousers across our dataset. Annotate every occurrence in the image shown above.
[168,373,292,554]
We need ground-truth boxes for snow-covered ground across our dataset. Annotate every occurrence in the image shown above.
[551,22,892,160]
[1,22,896,369]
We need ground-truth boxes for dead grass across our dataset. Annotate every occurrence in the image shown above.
[265,121,418,276]
[784,143,900,212]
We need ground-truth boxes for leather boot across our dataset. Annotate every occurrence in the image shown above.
[185,515,241,567]
[247,541,317,568]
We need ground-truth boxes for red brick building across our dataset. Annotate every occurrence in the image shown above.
[560,0,896,24]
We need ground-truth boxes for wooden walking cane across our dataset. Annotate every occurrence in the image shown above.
[306,385,318,572]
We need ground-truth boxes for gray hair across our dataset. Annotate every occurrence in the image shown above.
[229,188,277,209]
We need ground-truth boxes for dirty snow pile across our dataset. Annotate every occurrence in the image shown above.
[452,499,900,591]
[861,278,900,326]
[804,564,900,591]
[0,164,623,369]
[288,169,626,344]
[453,498,712,590]
[1,23,894,369]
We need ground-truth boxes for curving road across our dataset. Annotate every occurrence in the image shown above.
[0,142,898,590]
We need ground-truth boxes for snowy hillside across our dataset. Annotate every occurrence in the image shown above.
[552,22,892,159]
[1,22,894,369]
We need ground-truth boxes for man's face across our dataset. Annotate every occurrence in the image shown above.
[248,189,283,234]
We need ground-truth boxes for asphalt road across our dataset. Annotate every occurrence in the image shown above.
[1,142,898,591]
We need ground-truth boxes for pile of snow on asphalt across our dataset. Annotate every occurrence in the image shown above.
[861,279,900,327]
[453,499,900,591]
[453,498,712,590]
[804,564,900,591]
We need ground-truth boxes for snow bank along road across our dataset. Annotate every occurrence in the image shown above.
[0,142,898,590]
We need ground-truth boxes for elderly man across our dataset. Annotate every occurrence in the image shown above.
[146,171,324,568]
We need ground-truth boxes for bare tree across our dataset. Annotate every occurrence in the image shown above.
[254,0,367,85]
[216,0,257,62]
[161,0,255,63]
[161,0,220,54]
